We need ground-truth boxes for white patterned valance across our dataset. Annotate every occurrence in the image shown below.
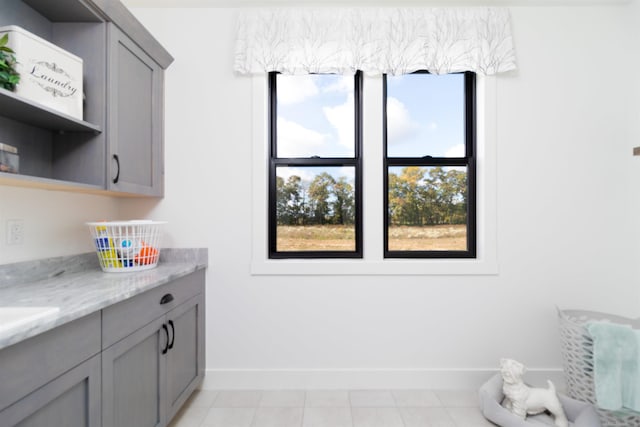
[234,8,517,76]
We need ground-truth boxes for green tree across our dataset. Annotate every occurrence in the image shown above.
[276,176,288,223]
[276,175,308,225]
[308,172,335,224]
[445,169,467,224]
[389,167,428,226]
[332,177,355,225]
[388,166,467,226]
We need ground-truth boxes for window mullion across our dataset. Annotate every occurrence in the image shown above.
[362,75,385,261]
[273,158,358,167]
[386,158,470,167]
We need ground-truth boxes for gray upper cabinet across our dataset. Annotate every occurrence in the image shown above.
[107,24,163,196]
[0,0,172,197]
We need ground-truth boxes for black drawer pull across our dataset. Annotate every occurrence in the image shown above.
[168,320,175,350]
[161,323,169,355]
[160,293,174,305]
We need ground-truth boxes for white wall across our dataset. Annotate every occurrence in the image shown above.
[628,0,640,293]
[2,3,638,389]
[118,4,640,389]
[0,186,120,264]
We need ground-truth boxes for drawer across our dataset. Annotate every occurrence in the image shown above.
[102,269,205,349]
[0,312,101,412]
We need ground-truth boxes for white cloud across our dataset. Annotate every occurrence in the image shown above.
[386,97,420,145]
[445,144,465,158]
[276,167,354,186]
[321,76,352,94]
[277,118,329,157]
[337,166,355,182]
[444,143,466,172]
[276,167,316,183]
[323,94,354,149]
[278,75,319,105]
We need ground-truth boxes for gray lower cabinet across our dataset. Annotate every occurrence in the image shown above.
[101,271,206,427]
[107,23,164,196]
[167,294,206,420]
[0,312,102,427]
[0,270,205,427]
[102,317,167,427]
[0,355,101,427]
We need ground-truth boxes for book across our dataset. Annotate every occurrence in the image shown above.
[0,142,19,173]
[0,142,18,154]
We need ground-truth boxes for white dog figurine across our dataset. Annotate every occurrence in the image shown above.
[500,358,569,427]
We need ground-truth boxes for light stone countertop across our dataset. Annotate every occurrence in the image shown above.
[0,248,207,350]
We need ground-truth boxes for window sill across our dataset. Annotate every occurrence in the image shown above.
[251,258,498,276]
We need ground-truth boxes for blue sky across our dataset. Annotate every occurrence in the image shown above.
[277,74,354,159]
[275,73,465,183]
[386,73,465,158]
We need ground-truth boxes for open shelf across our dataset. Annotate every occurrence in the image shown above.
[0,88,101,133]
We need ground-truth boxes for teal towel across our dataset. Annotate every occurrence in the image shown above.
[623,329,640,411]
[587,321,639,411]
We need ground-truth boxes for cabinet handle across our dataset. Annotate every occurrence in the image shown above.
[161,323,169,355]
[168,320,175,350]
[160,293,174,305]
[112,154,120,184]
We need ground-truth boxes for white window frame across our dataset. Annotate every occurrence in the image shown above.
[251,74,498,275]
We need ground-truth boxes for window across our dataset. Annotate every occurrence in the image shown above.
[384,72,476,258]
[268,72,363,258]
[260,71,489,271]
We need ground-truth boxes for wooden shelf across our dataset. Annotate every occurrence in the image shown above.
[0,172,104,193]
[0,88,101,133]
[0,172,157,198]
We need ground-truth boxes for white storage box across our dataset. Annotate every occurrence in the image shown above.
[0,25,83,119]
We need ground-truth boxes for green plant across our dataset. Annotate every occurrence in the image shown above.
[0,33,20,91]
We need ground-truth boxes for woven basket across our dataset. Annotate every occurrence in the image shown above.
[558,308,640,427]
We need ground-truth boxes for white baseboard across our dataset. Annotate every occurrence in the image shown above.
[200,368,565,391]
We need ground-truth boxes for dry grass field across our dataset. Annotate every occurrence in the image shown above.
[387,224,467,251]
[277,225,356,251]
[276,224,466,252]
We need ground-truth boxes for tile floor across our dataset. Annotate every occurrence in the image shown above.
[168,389,495,427]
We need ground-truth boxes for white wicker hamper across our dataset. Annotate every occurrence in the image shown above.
[558,309,640,427]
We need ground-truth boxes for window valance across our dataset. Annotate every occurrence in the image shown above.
[234,7,517,76]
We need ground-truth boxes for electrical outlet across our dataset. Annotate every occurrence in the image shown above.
[7,220,24,246]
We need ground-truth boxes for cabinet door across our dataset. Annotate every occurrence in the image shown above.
[0,354,101,427]
[107,23,164,196]
[102,316,167,427]
[166,294,205,421]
